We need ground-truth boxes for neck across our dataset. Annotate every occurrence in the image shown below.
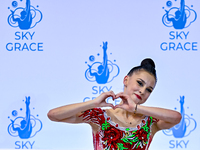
[116,104,143,119]
[124,110,143,118]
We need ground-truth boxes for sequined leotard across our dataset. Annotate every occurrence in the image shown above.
[79,108,158,150]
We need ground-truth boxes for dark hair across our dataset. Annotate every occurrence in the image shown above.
[127,58,157,81]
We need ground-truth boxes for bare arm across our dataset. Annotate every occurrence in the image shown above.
[115,92,181,131]
[136,105,181,130]
[48,100,97,123]
[47,91,115,123]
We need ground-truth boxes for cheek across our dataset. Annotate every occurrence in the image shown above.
[144,92,151,99]
[129,87,138,95]
[140,96,149,104]
[129,84,139,91]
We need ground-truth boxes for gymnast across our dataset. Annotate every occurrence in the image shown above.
[48,58,181,150]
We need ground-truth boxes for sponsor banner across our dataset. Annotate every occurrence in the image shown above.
[0,0,199,149]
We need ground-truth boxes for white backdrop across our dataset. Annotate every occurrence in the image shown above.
[0,0,200,149]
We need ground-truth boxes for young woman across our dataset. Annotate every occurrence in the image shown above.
[47,58,181,150]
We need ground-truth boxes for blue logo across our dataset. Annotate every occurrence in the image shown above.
[162,0,197,29]
[7,0,43,30]
[7,96,42,139]
[163,96,197,138]
[85,41,120,84]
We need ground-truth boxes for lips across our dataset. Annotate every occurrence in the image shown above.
[135,94,142,100]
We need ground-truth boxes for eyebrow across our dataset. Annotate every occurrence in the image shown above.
[138,78,154,90]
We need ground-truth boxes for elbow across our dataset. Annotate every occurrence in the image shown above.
[47,109,59,122]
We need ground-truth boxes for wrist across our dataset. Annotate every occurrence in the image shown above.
[86,99,99,108]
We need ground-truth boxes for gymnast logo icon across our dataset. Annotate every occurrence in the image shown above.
[7,0,43,30]
[7,96,42,139]
[85,41,120,84]
[162,96,197,138]
[162,0,197,29]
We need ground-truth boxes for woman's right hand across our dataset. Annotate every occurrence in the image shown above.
[47,91,116,123]
[114,92,136,113]
[93,91,116,108]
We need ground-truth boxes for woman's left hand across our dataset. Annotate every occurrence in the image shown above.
[114,92,137,112]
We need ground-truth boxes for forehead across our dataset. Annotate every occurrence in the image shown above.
[130,70,156,88]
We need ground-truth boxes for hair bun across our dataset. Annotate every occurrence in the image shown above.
[141,58,155,69]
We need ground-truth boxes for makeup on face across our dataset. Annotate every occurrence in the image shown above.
[124,70,156,104]
[134,93,142,100]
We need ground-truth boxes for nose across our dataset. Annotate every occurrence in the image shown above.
[139,87,145,94]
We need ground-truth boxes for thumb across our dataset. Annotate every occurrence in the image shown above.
[104,103,114,108]
[114,104,124,109]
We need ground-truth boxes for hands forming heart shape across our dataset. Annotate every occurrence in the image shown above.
[94,91,137,113]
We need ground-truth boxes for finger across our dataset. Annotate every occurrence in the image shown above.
[114,104,126,110]
[112,105,116,110]
[109,90,116,100]
[115,92,123,99]
[104,103,114,108]
[115,92,128,100]
[105,91,116,100]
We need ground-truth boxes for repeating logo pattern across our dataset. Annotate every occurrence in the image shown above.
[85,41,120,84]
[162,0,197,29]
[7,96,42,139]
[163,96,197,138]
[7,0,42,30]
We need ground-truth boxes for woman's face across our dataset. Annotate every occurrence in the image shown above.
[123,70,156,104]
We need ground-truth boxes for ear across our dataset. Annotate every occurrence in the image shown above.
[123,75,129,87]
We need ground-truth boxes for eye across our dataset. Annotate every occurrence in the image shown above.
[146,88,152,93]
[137,81,143,86]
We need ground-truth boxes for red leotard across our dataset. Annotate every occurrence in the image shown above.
[79,108,158,150]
